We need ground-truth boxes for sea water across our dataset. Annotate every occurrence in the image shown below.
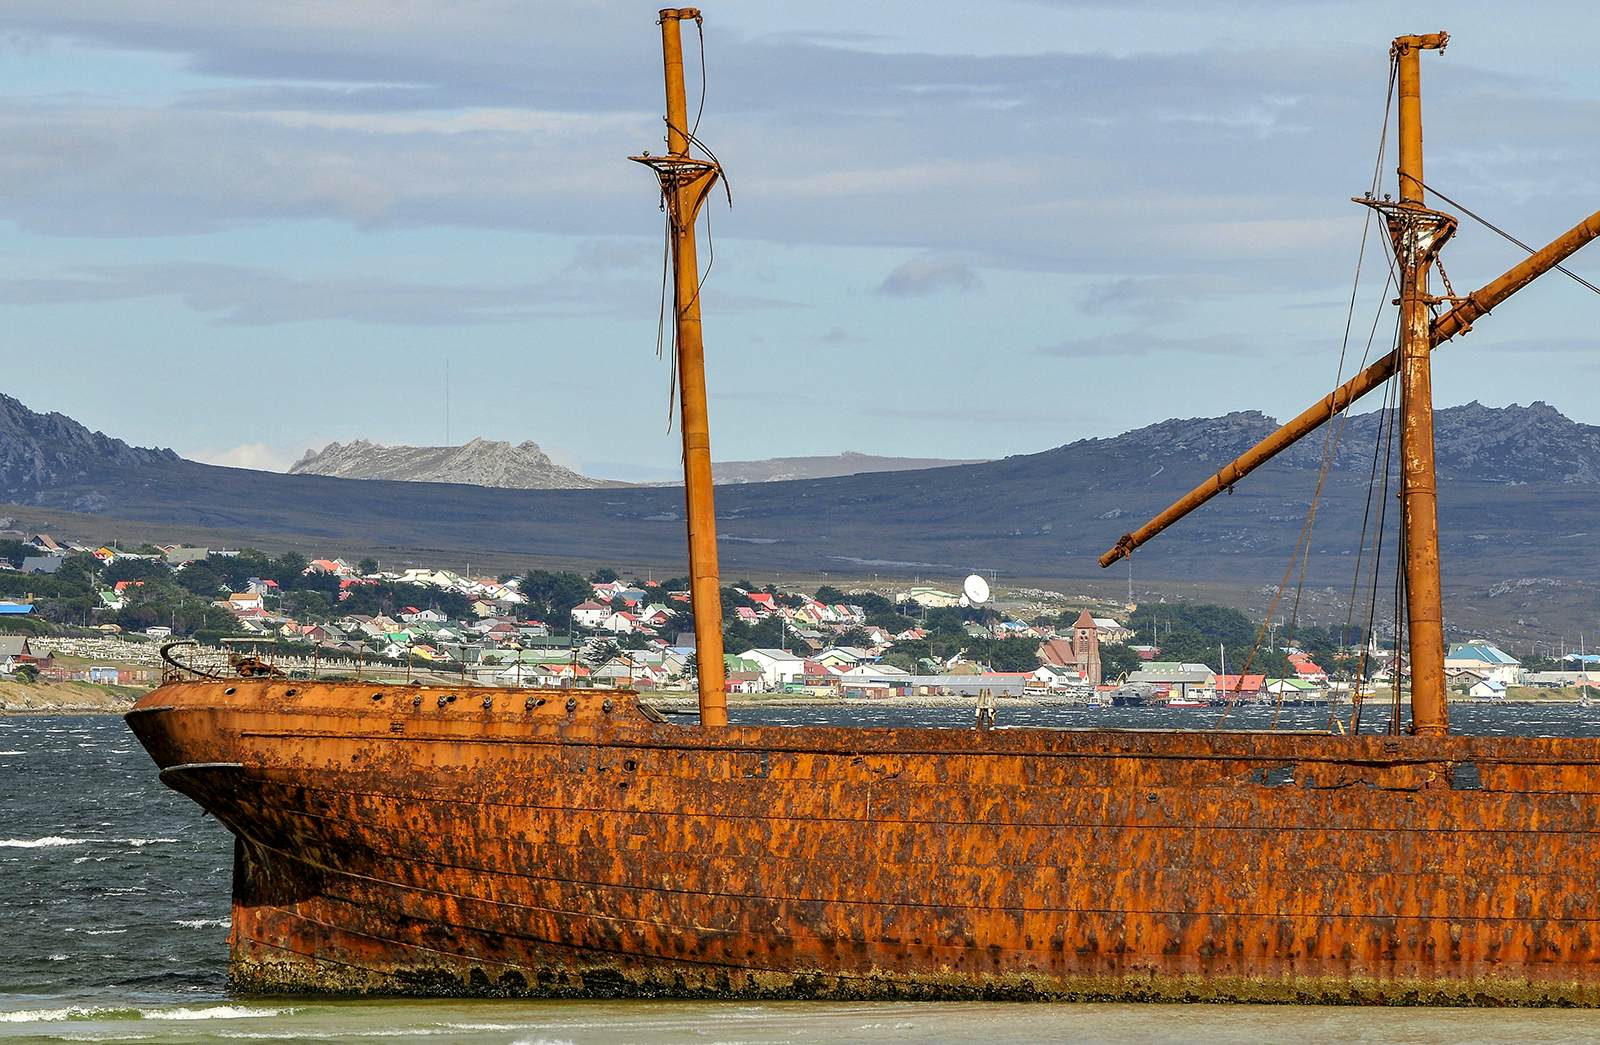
[2,706,1598,1044]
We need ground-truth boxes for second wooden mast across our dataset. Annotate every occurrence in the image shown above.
[633,8,728,726]
[1095,31,1600,735]
[1387,32,1453,735]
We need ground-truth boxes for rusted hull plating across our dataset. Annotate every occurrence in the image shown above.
[127,681,1600,1003]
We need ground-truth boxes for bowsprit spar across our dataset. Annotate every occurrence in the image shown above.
[1100,31,1600,734]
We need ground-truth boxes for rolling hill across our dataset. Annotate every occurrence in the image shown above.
[2,392,1596,639]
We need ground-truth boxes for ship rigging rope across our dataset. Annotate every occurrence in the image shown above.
[1340,321,1402,735]
[1415,178,1600,298]
[1267,55,1403,729]
[652,19,731,433]
[690,16,707,140]
[1218,58,1397,730]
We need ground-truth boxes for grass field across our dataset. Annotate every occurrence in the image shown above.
[0,678,150,714]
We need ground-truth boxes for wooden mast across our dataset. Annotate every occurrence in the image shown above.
[1094,200,1600,573]
[633,8,727,726]
[1096,31,1598,730]
[1390,32,1451,735]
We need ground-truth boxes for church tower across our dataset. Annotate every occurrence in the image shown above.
[1072,609,1101,687]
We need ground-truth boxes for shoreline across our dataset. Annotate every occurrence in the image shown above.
[0,679,147,716]
[4,685,1587,716]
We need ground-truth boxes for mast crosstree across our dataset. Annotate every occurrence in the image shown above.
[1100,31,1600,736]
[632,8,728,727]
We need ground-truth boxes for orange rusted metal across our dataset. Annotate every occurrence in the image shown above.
[122,21,1600,1006]
[127,678,1600,1002]
[1390,33,1450,735]
[632,8,727,727]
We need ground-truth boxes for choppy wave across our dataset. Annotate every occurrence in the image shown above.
[174,918,230,929]
[146,1006,293,1020]
[0,1004,293,1023]
[0,836,96,848]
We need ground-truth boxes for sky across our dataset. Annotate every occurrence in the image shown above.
[2,1,1597,482]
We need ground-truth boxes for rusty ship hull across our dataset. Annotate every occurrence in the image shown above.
[126,678,1600,1004]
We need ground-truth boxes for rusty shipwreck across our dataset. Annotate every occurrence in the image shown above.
[127,15,1600,1003]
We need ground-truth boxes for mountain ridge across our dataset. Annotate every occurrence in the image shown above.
[0,393,178,511]
[289,437,615,490]
[2,393,1596,626]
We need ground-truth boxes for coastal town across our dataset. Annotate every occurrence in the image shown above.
[1,531,1594,706]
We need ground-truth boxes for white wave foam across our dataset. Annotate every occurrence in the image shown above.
[145,1006,293,1021]
[0,1004,295,1024]
[85,928,127,935]
[0,1007,98,1023]
[125,838,179,846]
[175,918,230,929]
[0,750,25,755]
[0,836,96,848]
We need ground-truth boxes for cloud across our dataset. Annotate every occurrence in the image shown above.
[0,262,805,325]
[875,255,983,297]
[1035,332,1259,358]
[0,263,579,325]
[0,6,1590,288]
[189,441,305,472]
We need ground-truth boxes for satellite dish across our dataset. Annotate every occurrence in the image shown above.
[962,574,990,606]
[958,595,970,608]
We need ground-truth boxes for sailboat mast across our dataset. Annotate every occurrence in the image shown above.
[637,8,728,726]
[1392,32,1450,736]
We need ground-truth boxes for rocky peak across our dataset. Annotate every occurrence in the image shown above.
[288,437,614,490]
[1054,402,1600,483]
[0,393,178,500]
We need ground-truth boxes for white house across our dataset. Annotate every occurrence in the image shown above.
[571,601,610,629]
[1093,617,1133,644]
[898,587,961,609]
[1469,678,1508,700]
[740,648,806,689]
[814,647,866,670]
[1446,641,1521,686]
[0,636,33,674]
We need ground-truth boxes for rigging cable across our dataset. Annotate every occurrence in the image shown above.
[1284,52,1400,657]
[653,19,731,433]
[1416,178,1600,298]
[1324,301,1399,730]
[1349,321,1403,735]
[1221,55,1397,731]
[690,16,707,140]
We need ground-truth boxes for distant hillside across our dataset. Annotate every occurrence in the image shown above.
[289,438,618,490]
[703,451,986,485]
[4,393,1598,638]
[292,440,983,488]
[0,393,178,512]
